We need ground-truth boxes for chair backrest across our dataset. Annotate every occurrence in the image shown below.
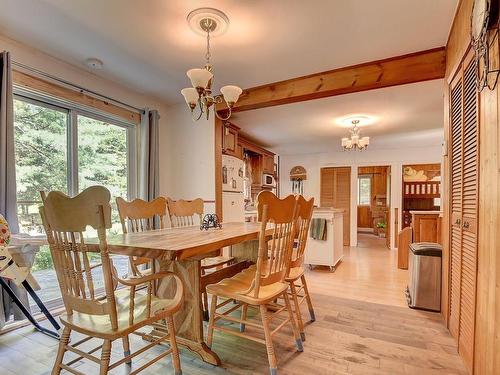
[39,186,119,329]
[290,195,315,269]
[252,191,298,297]
[116,197,167,233]
[167,198,204,227]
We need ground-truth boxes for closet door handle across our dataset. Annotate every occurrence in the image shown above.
[455,218,461,226]
[463,221,470,229]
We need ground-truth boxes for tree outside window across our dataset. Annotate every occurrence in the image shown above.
[358,175,371,206]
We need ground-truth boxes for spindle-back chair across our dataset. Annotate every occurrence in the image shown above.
[206,191,303,375]
[41,186,184,375]
[167,197,234,319]
[116,196,167,277]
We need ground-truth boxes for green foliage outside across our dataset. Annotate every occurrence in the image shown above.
[13,98,129,271]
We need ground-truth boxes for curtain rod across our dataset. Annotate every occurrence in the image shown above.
[12,60,145,114]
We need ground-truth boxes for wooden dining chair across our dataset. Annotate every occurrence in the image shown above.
[206,191,303,375]
[116,196,167,278]
[167,197,234,319]
[286,195,315,342]
[40,186,184,375]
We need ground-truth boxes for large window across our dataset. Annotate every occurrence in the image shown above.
[12,90,136,311]
[358,175,371,205]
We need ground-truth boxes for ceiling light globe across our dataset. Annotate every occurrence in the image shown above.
[341,137,349,147]
[187,68,213,89]
[181,87,199,107]
[221,85,242,106]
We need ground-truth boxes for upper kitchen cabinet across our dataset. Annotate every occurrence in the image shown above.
[222,122,240,157]
[262,154,275,174]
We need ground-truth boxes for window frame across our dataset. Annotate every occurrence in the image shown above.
[13,86,138,201]
[357,174,372,206]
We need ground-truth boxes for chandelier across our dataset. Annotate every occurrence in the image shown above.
[341,120,370,151]
[181,8,242,121]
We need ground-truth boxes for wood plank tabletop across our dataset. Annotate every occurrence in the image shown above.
[87,222,264,260]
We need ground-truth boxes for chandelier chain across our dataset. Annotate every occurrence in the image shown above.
[205,19,212,65]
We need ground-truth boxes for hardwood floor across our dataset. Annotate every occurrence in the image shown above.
[0,234,467,374]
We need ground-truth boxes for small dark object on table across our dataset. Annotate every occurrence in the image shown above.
[200,214,222,230]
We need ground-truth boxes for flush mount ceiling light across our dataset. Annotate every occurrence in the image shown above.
[181,8,242,121]
[341,119,370,151]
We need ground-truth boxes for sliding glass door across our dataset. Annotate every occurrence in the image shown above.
[12,91,137,313]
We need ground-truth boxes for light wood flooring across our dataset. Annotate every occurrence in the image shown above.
[0,234,467,374]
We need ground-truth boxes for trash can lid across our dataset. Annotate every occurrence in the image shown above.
[409,242,442,257]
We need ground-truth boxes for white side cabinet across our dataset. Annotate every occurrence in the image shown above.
[304,208,344,271]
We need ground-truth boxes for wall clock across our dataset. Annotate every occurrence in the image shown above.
[471,0,490,44]
[471,0,500,90]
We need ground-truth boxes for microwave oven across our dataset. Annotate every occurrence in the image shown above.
[262,173,276,188]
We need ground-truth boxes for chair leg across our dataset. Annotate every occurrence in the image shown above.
[282,291,303,353]
[301,275,315,322]
[202,290,210,321]
[99,339,112,375]
[51,326,71,375]
[260,304,278,375]
[166,315,182,375]
[289,281,305,341]
[206,295,218,348]
[240,303,248,332]
[122,335,131,365]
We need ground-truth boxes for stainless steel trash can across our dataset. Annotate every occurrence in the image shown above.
[405,242,442,312]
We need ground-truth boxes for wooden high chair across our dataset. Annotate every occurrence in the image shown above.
[116,196,167,278]
[286,195,316,341]
[167,197,234,319]
[41,186,184,375]
[206,191,303,375]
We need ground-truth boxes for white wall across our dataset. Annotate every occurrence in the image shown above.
[0,33,172,196]
[164,103,216,212]
[279,139,444,249]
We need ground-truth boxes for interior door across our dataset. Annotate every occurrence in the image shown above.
[448,49,478,374]
[320,167,351,246]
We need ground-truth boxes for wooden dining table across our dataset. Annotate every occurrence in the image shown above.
[96,221,266,366]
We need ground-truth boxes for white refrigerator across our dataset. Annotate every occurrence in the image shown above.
[222,155,245,222]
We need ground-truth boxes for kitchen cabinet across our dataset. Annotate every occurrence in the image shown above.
[262,155,274,174]
[222,123,239,157]
[411,211,442,244]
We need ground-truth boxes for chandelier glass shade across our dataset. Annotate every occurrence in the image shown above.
[341,120,370,151]
[181,9,242,121]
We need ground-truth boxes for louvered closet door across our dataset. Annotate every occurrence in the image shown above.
[449,73,463,341]
[458,53,478,373]
[320,167,351,246]
[447,50,478,374]
[320,168,335,207]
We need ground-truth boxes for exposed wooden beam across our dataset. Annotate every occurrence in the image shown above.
[13,70,141,124]
[217,47,446,113]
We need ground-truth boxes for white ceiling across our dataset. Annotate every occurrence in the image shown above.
[232,80,445,154]
[0,0,457,104]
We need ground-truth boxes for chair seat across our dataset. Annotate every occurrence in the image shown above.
[201,255,234,270]
[206,265,288,305]
[60,288,177,339]
[286,266,305,282]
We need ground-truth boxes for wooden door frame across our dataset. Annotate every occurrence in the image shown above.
[355,165,392,248]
